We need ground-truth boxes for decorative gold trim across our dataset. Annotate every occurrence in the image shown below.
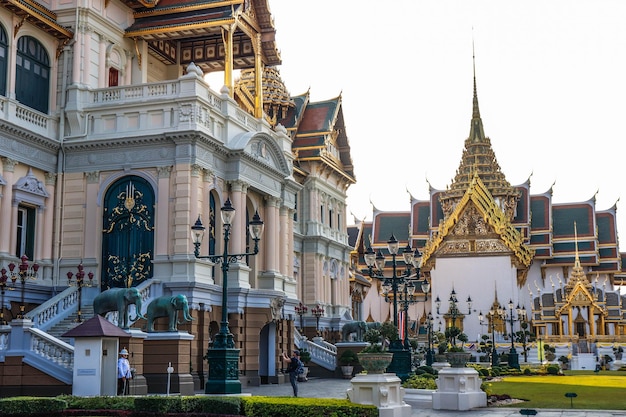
[133,0,242,18]
[133,38,142,69]
[421,172,533,281]
[125,18,236,38]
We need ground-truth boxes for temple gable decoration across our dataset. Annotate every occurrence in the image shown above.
[422,172,533,283]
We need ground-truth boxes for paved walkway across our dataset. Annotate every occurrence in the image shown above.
[240,377,626,416]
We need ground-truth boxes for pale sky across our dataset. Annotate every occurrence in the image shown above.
[269,1,626,245]
[270,0,626,244]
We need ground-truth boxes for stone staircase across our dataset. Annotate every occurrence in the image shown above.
[46,305,95,344]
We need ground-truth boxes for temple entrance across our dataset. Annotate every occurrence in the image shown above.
[574,310,587,338]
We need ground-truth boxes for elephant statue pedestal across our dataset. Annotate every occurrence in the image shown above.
[118,329,148,395]
[144,332,195,395]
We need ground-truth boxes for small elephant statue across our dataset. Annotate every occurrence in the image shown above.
[342,320,367,342]
[146,294,195,332]
[94,287,146,329]
[366,321,382,331]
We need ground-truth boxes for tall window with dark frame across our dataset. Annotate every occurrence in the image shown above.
[0,25,8,97]
[16,36,50,113]
[16,205,36,260]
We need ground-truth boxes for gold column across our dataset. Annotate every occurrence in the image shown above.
[253,33,263,118]
[222,25,234,97]
[589,306,595,337]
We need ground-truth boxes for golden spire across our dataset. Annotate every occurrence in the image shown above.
[439,46,520,219]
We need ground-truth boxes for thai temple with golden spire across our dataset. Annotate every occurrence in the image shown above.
[350,57,626,366]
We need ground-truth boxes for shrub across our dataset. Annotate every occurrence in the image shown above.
[546,364,560,375]
[61,396,135,411]
[523,367,532,375]
[402,375,437,390]
[0,397,67,415]
[241,397,377,417]
[338,349,359,366]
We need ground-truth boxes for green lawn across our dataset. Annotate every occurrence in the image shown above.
[487,371,626,410]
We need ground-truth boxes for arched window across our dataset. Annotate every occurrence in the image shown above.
[0,25,8,96]
[16,36,50,113]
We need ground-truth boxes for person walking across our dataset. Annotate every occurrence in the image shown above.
[117,348,132,395]
[282,350,302,397]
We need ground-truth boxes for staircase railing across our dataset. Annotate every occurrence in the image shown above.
[24,286,78,331]
[294,329,337,371]
[26,327,74,384]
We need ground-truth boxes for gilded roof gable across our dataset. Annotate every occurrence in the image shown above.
[422,172,533,282]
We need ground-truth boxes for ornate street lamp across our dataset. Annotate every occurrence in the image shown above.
[435,288,472,328]
[67,263,95,323]
[295,302,308,332]
[191,198,264,394]
[479,303,505,367]
[425,312,435,366]
[505,299,525,369]
[311,304,324,336]
[0,268,14,325]
[4,255,39,319]
[394,276,430,349]
[364,235,421,380]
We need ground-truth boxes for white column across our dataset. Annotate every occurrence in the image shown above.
[42,173,56,261]
[264,196,279,272]
[155,166,171,256]
[84,172,99,259]
[0,159,16,254]
[98,34,107,88]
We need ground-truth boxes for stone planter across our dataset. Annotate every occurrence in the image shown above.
[357,352,394,374]
[341,365,354,379]
[445,352,471,368]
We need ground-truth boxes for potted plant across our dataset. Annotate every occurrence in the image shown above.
[338,349,359,378]
[357,322,398,374]
[444,326,471,367]
[298,348,311,382]
[558,355,570,370]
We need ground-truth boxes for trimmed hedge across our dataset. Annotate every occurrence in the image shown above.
[0,397,67,415]
[241,397,377,417]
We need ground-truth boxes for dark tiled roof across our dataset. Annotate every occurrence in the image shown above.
[61,315,130,338]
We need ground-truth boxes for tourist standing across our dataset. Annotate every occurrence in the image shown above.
[282,350,302,397]
[117,348,132,395]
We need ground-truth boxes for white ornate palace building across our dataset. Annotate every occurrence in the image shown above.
[0,0,356,395]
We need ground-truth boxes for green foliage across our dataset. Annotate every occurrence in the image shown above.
[523,367,533,375]
[480,381,493,396]
[360,329,384,353]
[61,395,135,411]
[546,364,560,375]
[379,322,399,342]
[299,348,311,364]
[361,323,399,353]
[133,396,240,414]
[240,397,378,417]
[0,397,67,415]
[338,349,359,366]
[402,375,437,390]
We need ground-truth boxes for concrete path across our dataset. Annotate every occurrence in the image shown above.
[240,377,626,416]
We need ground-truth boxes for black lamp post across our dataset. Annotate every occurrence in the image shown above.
[394,275,430,349]
[435,288,472,328]
[364,235,421,380]
[311,304,324,336]
[425,312,435,366]
[191,198,264,394]
[67,263,94,323]
[295,302,307,332]
[479,304,505,367]
[5,255,39,319]
[506,299,524,369]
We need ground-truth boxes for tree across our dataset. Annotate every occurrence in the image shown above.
[514,322,535,362]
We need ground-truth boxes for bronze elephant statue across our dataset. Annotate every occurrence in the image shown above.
[93,287,146,329]
[146,294,194,332]
[342,320,367,342]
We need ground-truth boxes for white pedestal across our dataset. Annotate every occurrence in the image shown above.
[432,367,487,411]
[610,360,624,371]
[347,373,412,417]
